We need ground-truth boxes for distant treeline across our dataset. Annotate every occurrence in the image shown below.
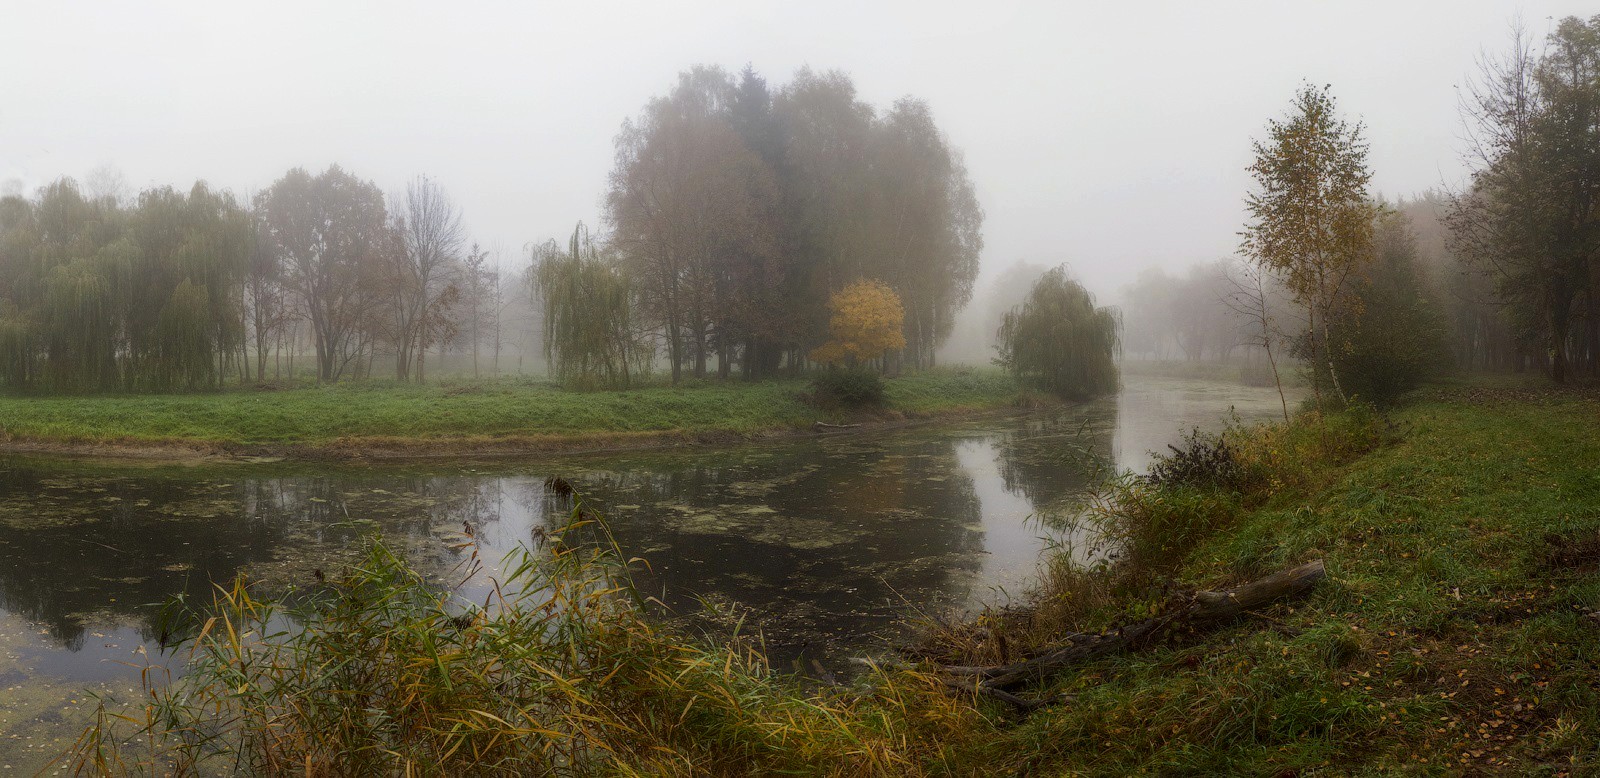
[0,171,532,392]
[0,65,982,394]
[1121,16,1600,395]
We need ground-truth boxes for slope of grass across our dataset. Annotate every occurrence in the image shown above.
[0,369,1019,450]
[957,384,1600,774]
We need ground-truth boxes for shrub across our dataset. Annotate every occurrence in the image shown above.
[810,367,886,408]
[1144,427,1245,490]
[1300,214,1449,407]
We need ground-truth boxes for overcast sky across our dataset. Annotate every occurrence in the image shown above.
[1,1,1590,298]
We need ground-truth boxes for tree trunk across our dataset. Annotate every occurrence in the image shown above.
[667,321,682,385]
[1265,332,1289,423]
[942,559,1326,693]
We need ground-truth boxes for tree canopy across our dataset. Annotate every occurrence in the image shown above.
[606,65,982,382]
[996,267,1120,400]
[809,279,906,367]
[1242,84,1379,406]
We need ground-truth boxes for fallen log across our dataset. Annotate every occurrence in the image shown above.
[813,421,862,431]
[946,559,1326,694]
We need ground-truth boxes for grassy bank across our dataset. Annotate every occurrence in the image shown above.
[68,382,1600,774]
[0,369,1019,458]
[935,382,1600,773]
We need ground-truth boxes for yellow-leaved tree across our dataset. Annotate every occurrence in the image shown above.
[809,279,906,367]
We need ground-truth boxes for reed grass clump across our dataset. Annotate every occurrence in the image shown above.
[68,500,997,776]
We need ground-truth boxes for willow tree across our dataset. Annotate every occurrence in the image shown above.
[534,224,641,389]
[996,267,1120,400]
[0,177,256,392]
[1241,84,1378,406]
[124,183,250,390]
[43,257,121,391]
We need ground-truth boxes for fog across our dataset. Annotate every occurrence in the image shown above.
[1,1,1590,298]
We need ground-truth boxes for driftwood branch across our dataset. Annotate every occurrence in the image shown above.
[945,559,1326,699]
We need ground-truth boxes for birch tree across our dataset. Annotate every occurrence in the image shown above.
[1241,84,1378,406]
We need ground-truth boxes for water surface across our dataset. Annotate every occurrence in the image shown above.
[0,374,1295,771]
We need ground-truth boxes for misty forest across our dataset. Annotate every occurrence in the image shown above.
[3,8,1600,777]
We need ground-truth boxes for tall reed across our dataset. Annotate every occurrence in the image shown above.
[68,497,994,776]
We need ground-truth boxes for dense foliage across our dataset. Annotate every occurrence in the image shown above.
[1313,213,1449,405]
[808,279,906,368]
[608,65,983,382]
[995,267,1120,399]
[0,181,249,392]
[809,366,887,408]
[0,168,527,393]
[1447,16,1600,383]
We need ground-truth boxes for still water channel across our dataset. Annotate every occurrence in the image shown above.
[0,374,1294,770]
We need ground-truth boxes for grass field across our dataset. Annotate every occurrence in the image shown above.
[0,369,1020,453]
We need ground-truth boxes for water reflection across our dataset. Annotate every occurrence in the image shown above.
[0,376,1297,743]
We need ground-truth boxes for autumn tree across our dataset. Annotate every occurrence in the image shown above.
[1448,17,1600,382]
[607,66,779,384]
[867,98,984,369]
[808,279,906,369]
[773,68,878,357]
[608,65,983,380]
[256,166,388,382]
[1242,84,1379,406]
[996,267,1120,399]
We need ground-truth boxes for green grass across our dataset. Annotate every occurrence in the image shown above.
[960,383,1600,774]
[0,369,1020,450]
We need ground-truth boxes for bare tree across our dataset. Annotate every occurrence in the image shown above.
[389,175,465,382]
[243,205,287,382]
[1224,261,1291,422]
[461,243,494,378]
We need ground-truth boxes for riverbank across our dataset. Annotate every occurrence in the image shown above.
[928,380,1600,773]
[65,380,1600,773]
[0,369,1021,461]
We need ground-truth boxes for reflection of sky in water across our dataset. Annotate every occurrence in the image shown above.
[0,374,1301,772]
[954,440,1042,600]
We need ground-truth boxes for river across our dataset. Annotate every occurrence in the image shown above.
[0,374,1295,771]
